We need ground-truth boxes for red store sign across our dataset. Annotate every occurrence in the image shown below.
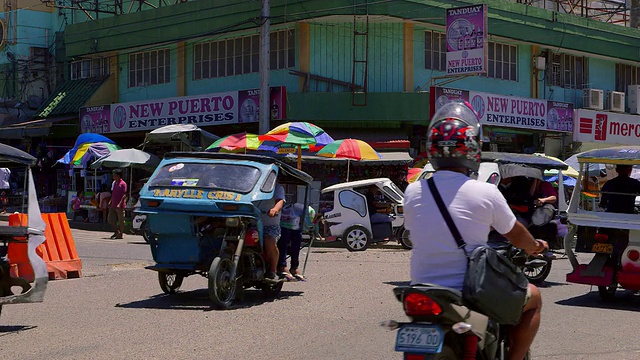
[575,109,640,145]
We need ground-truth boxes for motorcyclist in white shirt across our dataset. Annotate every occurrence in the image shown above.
[403,101,547,360]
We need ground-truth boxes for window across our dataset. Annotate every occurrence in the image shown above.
[338,190,366,217]
[425,31,517,81]
[615,64,640,92]
[70,57,110,80]
[128,49,170,88]
[487,42,517,81]
[547,52,588,89]
[193,29,295,80]
[424,30,446,71]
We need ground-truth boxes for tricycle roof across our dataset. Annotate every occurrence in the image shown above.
[576,146,640,165]
[322,178,395,193]
[0,143,36,166]
[481,152,568,170]
[162,152,313,184]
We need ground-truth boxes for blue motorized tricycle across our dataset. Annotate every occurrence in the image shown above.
[138,152,313,308]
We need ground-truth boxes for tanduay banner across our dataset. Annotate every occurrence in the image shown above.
[445,4,488,75]
[79,86,286,134]
[575,109,640,145]
[430,86,574,133]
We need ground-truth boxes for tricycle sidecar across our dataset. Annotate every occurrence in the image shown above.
[564,146,640,300]
[320,178,409,251]
[138,152,312,308]
[0,143,48,318]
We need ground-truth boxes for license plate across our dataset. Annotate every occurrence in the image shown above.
[592,243,613,254]
[395,324,444,354]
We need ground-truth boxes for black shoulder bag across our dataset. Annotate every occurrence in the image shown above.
[427,177,529,325]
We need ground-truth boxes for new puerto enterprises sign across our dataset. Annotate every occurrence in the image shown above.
[430,86,574,133]
[445,4,488,75]
[79,87,286,134]
[575,109,640,145]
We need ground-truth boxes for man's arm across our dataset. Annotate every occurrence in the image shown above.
[502,221,547,255]
[491,186,547,255]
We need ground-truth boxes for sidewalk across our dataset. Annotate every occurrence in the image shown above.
[0,212,122,233]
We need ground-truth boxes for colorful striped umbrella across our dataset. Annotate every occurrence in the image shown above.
[260,122,334,169]
[57,133,120,168]
[317,139,381,181]
[316,139,380,161]
[206,132,277,154]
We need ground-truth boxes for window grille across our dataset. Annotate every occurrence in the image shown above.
[615,64,640,92]
[193,29,295,80]
[71,57,110,80]
[547,52,588,89]
[128,49,170,88]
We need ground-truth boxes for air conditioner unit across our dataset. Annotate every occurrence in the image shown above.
[606,91,625,113]
[629,85,640,115]
[583,89,604,110]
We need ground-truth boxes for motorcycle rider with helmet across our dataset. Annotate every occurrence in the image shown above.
[403,101,548,360]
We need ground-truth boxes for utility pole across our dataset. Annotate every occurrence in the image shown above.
[632,0,639,28]
[259,0,271,134]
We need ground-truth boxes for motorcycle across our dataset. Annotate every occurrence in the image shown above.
[382,244,531,360]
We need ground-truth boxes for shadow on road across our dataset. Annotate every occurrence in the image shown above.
[556,291,640,311]
[383,281,410,287]
[115,288,304,311]
[535,280,570,288]
[0,325,36,335]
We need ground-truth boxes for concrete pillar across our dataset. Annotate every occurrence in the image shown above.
[403,23,414,93]
[298,23,310,91]
[176,42,186,97]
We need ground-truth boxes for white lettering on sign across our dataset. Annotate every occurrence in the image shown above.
[447,5,483,16]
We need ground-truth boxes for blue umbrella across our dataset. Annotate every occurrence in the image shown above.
[545,175,577,187]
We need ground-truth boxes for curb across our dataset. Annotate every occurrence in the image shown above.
[307,238,406,250]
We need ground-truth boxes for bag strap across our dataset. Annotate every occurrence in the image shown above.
[427,177,469,257]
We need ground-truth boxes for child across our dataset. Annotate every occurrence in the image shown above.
[97,184,111,223]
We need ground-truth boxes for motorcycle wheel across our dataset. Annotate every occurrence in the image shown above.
[397,227,412,250]
[158,272,184,294]
[523,258,552,285]
[208,257,236,309]
[598,281,618,301]
[141,220,151,244]
[262,281,284,298]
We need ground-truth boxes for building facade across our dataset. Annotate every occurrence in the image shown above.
[4,0,640,158]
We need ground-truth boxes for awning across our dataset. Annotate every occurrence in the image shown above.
[280,151,413,166]
[0,116,76,139]
[368,139,410,149]
[35,75,110,119]
[326,128,409,143]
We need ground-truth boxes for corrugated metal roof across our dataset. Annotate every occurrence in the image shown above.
[35,75,110,119]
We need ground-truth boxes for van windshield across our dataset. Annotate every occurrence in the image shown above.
[148,163,261,194]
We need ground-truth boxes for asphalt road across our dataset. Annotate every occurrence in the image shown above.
[1,228,640,360]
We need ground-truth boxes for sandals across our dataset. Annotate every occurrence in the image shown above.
[278,271,296,281]
[290,269,306,281]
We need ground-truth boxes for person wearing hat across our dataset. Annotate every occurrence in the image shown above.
[108,169,128,239]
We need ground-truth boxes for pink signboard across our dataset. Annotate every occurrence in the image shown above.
[445,4,487,75]
[79,86,286,134]
[430,86,574,133]
[79,105,112,134]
